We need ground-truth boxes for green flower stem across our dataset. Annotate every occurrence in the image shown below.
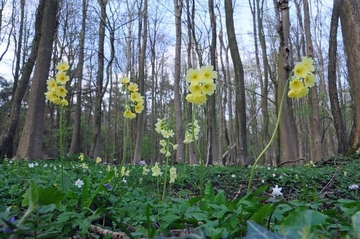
[162,155,169,201]
[121,118,129,167]
[191,105,204,197]
[247,77,290,194]
[59,105,64,192]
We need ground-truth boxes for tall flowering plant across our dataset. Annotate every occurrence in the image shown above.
[184,65,217,196]
[247,56,317,193]
[155,118,178,201]
[44,62,70,192]
[108,77,145,193]
[119,76,145,166]
[120,77,144,120]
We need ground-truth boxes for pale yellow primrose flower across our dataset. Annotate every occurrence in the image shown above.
[130,92,142,102]
[135,103,144,113]
[120,77,130,85]
[124,110,136,119]
[47,78,57,91]
[304,74,316,88]
[160,140,166,147]
[160,147,167,155]
[56,62,70,72]
[301,56,315,72]
[60,99,69,106]
[288,56,316,99]
[186,68,201,83]
[152,162,163,177]
[56,71,70,85]
[169,166,177,183]
[142,166,150,175]
[200,65,218,83]
[45,62,70,105]
[185,65,217,105]
[128,82,139,92]
[201,82,216,95]
[293,61,308,79]
[170,167,177,175]
[96,157,102,164]
[289,79,303,91]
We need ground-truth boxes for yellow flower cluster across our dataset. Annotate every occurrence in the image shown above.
[142,165,150,175]
[120,77,144,119]
[288,56,316,99]
[169,166,177,183]
[121,166,130,177]
[185,65,217,104]
[45,62,70,106]
[155,118,178,157]
[95,157,102,164]
[183,119,200,144]
[79,153,84,161]
[151,162,163,177]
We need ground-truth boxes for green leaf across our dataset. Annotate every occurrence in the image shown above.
[186,211,208,222]
[282,208,328,228]
[28,181,39,211]
[81,177,91,207]
[244,221,289,239]
[84,170,115,208]
[37,185,65,207]
[251,203,277,225]
[160,214,181,229]
[205,181,215,204]
[352,211,360,239]
[177,189,194,197]
[28,181,65,211]
[214,190,226,205]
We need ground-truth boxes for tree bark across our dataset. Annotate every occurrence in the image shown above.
[224,0,248,165]
[15,0,58,160]
[173,0,185,164]
[303,0,322,162]
[207,0,219,165]
[328,0,347,155]
[90,0,107,159]
[69,0,88,155]
[275,0,299,164]
[133,0,148,164]
[339,0,360,155]
[0,0,44,159]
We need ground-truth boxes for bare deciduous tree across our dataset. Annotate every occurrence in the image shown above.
[224,0,248,165]
[15,0,59,160]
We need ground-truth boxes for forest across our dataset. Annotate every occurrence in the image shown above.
[0,0,359,167]
[1,0,360,238]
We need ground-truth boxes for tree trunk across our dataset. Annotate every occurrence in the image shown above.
[0,0,44,159]
[303,0,322,162]
[224,0,248,165]
[15,0,58,160]
[256,0,273,165]
[133,0,148,164]
[173,0,185,164]
[275,0,299,164]
[69,0,88,155]
[328,0,347,155]
[207,0,219,165]
[339,0,360,155]
[90,0,107,159]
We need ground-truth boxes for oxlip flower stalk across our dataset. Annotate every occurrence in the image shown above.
[45,62,70,192]
[193,107,205,196]
[60,104,64,192]
[247,76,289,194]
